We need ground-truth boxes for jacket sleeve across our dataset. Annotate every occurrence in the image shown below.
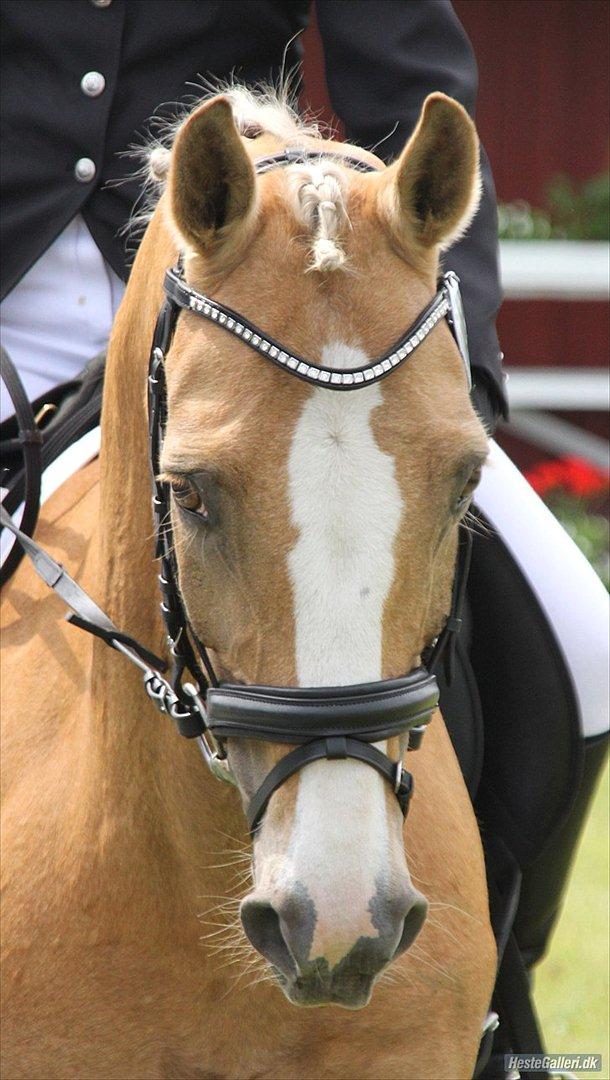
[315,0,507,423]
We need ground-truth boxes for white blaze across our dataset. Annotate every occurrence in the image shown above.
[285,342,404,964]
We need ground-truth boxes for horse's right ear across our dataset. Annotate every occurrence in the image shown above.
[168,96,257,253]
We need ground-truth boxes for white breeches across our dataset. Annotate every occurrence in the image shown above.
[0,215,124,421]
[477,440,609,739]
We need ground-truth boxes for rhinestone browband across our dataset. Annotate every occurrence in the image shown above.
[163,267,457,391]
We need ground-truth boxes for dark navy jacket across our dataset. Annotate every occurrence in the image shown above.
[0,0,505,416]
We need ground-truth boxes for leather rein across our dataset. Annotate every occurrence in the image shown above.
[2,146,473,835]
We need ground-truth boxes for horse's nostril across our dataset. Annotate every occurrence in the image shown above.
[240,899,296,978]
[393,893,428,959]
[241,887,428,1001]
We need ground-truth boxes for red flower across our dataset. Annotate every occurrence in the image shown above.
[526,457,609,498]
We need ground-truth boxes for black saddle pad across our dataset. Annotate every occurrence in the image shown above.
[437,618,485,802]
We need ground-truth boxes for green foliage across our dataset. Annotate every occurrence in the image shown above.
[498,199,553,240]
[534,762,609,1078]
[532,479,609,1075]
[546,494,610,591]
[498,171,610,240]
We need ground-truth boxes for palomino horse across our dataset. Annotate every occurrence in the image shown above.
[1,87,495,1078]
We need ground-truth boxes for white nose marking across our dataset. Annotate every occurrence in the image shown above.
[286,341,404,963]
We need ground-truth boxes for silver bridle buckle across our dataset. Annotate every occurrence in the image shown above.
[183,682,237,787]
[144,670,171,713]
[207,751,236,784]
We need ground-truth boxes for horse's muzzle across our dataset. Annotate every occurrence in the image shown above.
[240,888,428,1008]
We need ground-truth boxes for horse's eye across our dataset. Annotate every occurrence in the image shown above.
[455,465,482,516]
[170,478,209,521]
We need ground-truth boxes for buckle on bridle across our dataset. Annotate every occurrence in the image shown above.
[207,751,236,784]
[393,761,414,817]
[143,670,184,713]
[144,670,171,711]
[408,724,428,751]
[183,682,237,787]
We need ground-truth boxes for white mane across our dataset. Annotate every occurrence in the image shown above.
[127,82,349,272]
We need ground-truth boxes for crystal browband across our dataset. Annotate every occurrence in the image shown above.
[162,267,469,391]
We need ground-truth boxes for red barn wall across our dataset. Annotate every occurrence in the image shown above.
[300,1,609,389]
[302,0,609,205]
[454,0,609,391]
[454,0,609,205]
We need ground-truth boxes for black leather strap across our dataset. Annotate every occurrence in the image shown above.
[66,613,167,672]
[2,351,105,515]
[490,931,548,1080]
[1,348,108,590]
[254,148,381,175]
[147,299,219,701]
[0,348,43,586]
[247,736,413,833]
[206,669,438,744]
[0,504,168,672]
[425,527,473,685]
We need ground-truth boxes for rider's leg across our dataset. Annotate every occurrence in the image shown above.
[471,439,609,963]
[0,215,124,420]
[1,216,124,567]
[477,439,609,743]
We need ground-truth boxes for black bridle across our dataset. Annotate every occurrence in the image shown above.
[145,148,474,832]
[2,146,474,835]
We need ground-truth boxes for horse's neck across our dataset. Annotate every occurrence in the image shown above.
[89,221,166,785]
[83,219,246,891]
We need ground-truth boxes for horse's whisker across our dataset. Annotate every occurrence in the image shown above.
[408,945,456,984]
[428,900,483,925]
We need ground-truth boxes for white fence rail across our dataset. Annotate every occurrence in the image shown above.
[496,240,609,463]
[500,240,609,300]
[506,368,609,411]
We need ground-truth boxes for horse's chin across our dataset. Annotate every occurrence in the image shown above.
[273,968,375,1010]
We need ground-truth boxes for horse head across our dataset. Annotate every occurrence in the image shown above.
[144,88,488,1008]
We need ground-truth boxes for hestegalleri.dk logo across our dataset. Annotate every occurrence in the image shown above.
[505,1054,603,1072]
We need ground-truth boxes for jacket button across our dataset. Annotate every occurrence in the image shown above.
[74,157,96,183]
[80,71,106,97]
[91,0,112,6]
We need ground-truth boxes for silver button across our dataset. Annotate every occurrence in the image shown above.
[74,157,96,183]
[80,71,106,98]
[91,0,112,6]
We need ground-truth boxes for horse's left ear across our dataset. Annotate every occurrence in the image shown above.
[380,93,481,251]
[168,96,257,253]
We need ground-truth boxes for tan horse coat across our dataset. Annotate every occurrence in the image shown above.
[1,92,496,1079]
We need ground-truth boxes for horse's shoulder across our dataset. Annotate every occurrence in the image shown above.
[36,456,101,567]
[1,459,101,798]
[2,458,100,618]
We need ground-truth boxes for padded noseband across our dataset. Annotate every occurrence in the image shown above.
[206,670,438,743]
[206,671,439,830]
